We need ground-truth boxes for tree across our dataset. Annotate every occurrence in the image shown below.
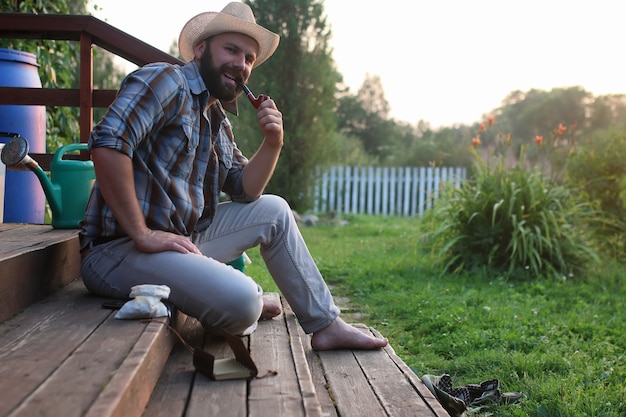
[229,0,339,211]
[395,125,473,168]
[587,94,626,132]
[357,74,389,117]
[1,0,126,149]
[336,74,395,159]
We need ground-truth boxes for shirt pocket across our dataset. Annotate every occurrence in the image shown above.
[151,118,196,180]
[219,150,232,170]
[181,116,198,152]
[215,130,233,169]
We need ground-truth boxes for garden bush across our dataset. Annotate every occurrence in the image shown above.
[568,129,626,259]
[421,126,598,279]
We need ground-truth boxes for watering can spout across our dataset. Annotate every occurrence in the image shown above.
[0,136,94,229]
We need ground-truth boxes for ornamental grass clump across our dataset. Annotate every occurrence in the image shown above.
[422,119,598,279]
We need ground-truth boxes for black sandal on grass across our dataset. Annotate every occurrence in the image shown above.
[421,374,467,417]
[422,373,524,415]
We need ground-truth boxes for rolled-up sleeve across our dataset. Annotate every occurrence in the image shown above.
[89,64,186,158]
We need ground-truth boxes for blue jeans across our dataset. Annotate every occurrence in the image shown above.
[80,195,340,335]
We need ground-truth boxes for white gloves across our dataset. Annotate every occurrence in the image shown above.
[115,284,171,320]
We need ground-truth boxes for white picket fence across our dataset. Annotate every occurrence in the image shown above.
[314,166,467,216]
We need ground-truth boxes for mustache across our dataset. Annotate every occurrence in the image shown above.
[223,66,245,85]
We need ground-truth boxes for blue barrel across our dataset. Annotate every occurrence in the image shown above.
[0,48,46,224]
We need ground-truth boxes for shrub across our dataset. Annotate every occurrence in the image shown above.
[567,129,626,259]
[421,122,598,279]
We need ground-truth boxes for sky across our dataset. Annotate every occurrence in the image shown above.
[89,0,626,128]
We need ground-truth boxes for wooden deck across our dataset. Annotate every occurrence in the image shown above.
[0,224,448,417]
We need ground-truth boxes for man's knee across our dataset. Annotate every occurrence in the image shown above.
[231,283,264,329]
[256,194,291,215]
[254,195,296,231]
[200,281,263,335]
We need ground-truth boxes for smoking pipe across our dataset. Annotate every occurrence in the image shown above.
[238,82,269,109]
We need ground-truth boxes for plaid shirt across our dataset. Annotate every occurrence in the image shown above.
[79,61,253,247]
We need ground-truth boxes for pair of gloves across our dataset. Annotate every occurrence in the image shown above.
[115,284,171,320]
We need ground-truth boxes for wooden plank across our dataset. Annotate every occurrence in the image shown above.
[369,328,448,417]
[316,324,447,417]
[248,293,308,417]
[185,332,247,417]
[142,315,203,417]
[0,280,111,416]
[282,297,323,417]
[9,313,148,417]
[299,331,339,417]
[0,224,78,259]
[0,87,117,108]
[84,316,180,417]
[0,223,21,232]
[79,32,95,144]
[316,348,387,417]
[352,324,441,417]
[0,14,182,68]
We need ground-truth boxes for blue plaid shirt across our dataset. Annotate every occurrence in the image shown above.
[80,61,253,247]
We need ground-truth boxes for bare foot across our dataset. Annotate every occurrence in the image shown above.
[310,317,388,351]
[261,298,282,320]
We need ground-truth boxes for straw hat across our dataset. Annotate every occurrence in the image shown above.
[178,2,280,67]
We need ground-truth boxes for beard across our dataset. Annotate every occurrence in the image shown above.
[198,47,241,103]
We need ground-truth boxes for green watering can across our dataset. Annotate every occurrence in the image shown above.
[1,135,95,229]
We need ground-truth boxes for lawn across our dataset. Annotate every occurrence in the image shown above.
[245,214,625,417]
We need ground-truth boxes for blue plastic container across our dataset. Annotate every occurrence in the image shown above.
[0,48,46,224]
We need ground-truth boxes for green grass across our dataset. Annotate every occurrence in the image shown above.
[244,215,626,417]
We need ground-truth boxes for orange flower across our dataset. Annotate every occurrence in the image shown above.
[472,137,481,148]
[556,123,567,136]
[534,135,543,146]
[487,116,495,126]
[479,123,486,132]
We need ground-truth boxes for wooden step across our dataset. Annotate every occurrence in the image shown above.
[0,279,179,417]
[0,224,448,417]
[0,224,81,323]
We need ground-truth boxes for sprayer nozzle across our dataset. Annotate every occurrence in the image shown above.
[1,136,30,166]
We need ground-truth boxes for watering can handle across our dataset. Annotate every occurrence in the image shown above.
[52,143,89,163]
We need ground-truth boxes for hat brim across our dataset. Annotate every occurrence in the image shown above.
[178,11,279,67]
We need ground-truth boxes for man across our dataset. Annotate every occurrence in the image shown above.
[79,2,387,351]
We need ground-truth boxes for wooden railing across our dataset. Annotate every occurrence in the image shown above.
[0,13,184,169]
